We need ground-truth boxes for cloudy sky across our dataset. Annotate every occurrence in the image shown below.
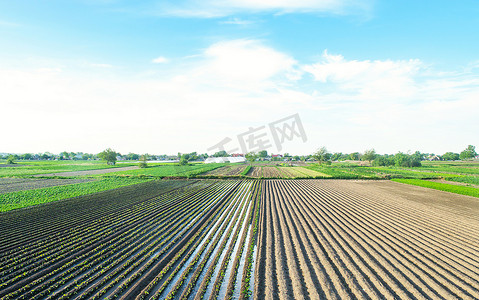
[1,0,478,155]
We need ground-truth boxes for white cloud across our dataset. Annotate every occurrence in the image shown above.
[303,50,421,100]
[219,18,256,25]
[0,43,478,155]
[152,56,169,64]
[154,0,372,18]
[195,39,299,87]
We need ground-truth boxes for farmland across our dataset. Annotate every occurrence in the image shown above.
[0,180,260,299]
[245,166,329,179]
[1,161,478,299]
[255,180,479,299]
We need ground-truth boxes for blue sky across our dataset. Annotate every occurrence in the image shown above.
[1,0,478,155]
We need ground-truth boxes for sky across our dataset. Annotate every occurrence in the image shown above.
[0,0,478,155]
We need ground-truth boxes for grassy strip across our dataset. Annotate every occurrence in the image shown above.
[392,179,479,198]
[445,176,479,186]
[241,166,251,176]
[0,178,150,212]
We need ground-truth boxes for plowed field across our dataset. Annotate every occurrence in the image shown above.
[255,180,479,299]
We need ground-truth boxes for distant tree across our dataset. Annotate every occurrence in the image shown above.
[331,152,343,161]
[213,150,228,157]
[293,155,300,161]
[394,152,421,167]
[139,154,148,168]
[245,152,257,164]
[179,156,188,165]
[348,152,360,161]
[21,153,33,160]
[442,152,460,161]
[60,151,69,160]
[373,155,395,166]
[98,148,118,165]
[362,149,376,164]
[411,151,424,161]
[7,155,15,164]
[460,145,477,160]
[258,150,268,158]
[313,147,331,165]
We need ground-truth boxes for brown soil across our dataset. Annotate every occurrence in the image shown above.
[255,179,479,299]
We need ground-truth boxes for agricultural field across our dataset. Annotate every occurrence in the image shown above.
[201,165,247,177]
[109,163,225,178]
[1,178,478,299]
[245,166,330,179]
[0,177,151,212]
[246,167,263,178]
[255,180,479,299]
[0,178,93,194]
[0,179,260,299]
[0,161,136,178]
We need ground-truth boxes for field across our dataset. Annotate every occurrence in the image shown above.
[0,178,93,194]
[1,178,478,299]
[0,177,151,212]
[245,166,330,179]
[201,165,247,177]
[0,161,135,177]
[255,180,479,299]
[0,180,260,299]
[1,159,478,299]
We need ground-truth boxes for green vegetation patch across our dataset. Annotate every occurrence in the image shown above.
[392,179,479,198]
[0,161,135,177]
[0,177,150,212]
[109,163,225,178]
[446,176,479,186]
[305,165,365,179]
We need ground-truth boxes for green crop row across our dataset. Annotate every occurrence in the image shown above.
[0,178,150,212]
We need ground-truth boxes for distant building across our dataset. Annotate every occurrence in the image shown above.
[231,153,245,157]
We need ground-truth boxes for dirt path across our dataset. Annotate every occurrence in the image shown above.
[32,166,139,177]
[255,180,479,299]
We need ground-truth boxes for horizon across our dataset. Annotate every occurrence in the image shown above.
[1,1,478,155]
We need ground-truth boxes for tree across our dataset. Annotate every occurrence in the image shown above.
[348,152,360,161]
[313,147,331,165]
[21,153,33,160]
[394,152,421,167]
[373,155,395,166]
[213,150,228,157]
[258,150,268,158]
[245,152,257,164]
[362,149,376,164]
[460,145,477,160]
[7,155,15,164]
[139,154,148,168]
[442,152,459,161]
[179,156,188,165]
[98,148,118,165]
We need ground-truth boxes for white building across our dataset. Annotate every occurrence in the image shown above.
[204,157,246,163]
